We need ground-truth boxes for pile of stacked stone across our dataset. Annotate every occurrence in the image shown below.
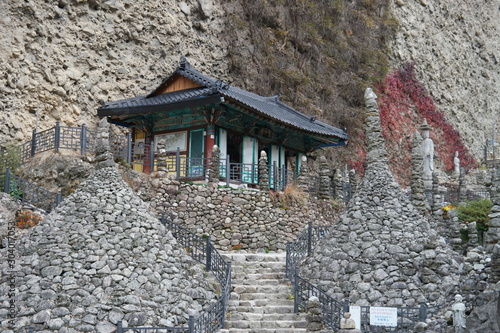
[0,119,217,332]
[318,156,331,200]
[300,89,468,324]
[410,131,428,215]
[485,167,500,252]
[258,150,269,191]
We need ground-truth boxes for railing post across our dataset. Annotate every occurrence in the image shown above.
[161,212,166,226]
[117,320,123,333]
[281,164,286,190]
[226,154,230,187]
[286,242,291,280]
[293,268,299,313]
[188,315,195,333]
[307,222,313,256]
[176,147,181,180]
[81,124,87,156]
[206,236,212,271]
[31,129,37,157]
[56,191,62,206]
[4,168,10,194]
[343,299,350,313]
[221,262,231,329]
[273,161,278,190]
[149,142,155,172]
[126,131,132,165]
[54,122,61,153]
[419,302,427,322]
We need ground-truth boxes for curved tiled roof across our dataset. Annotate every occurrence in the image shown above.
[99,87,215,111]
[99,56,347,140]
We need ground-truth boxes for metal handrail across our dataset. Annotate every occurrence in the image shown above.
[285,223,440,332]
[18,123,357,198]
[1,168,62,213]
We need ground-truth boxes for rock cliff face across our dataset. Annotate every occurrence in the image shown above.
[0,0,228,143]
[389,0,500,157]
[1,0,498,160]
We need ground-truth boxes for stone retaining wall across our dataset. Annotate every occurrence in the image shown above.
[149,177,342,251]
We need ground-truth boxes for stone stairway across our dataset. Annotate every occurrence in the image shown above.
[220,252,307,333]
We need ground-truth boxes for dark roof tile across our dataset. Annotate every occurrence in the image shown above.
[99,56,347,140]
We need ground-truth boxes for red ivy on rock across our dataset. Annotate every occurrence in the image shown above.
[370,63,477,186]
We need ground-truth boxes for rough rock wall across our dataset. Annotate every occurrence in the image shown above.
[0,0,228,144]
[1,0,499,162]
[389,0,500,158]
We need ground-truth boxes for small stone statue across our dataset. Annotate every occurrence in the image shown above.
[454,151,460,175]
[452,294,466,333]
[340,312,356,329]
[364,88,378,108]
[420,119,434,177]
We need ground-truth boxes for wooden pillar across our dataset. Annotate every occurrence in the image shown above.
[144,128,154,174]
[205,124,216,159]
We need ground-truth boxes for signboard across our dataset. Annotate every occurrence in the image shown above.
[369,307,398,327]
[349,306,361,329]
[155,131,187,152]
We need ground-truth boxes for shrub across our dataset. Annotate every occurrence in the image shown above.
[223,0,397,176]
[16,210,42,229]
[0,144,21,174]
[456,198,492,231]
[457,198,492,245]
[9,180,23,199]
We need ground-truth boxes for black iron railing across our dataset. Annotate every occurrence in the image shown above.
[285,222,330,281]
[18,123,355,198]
[286,223,441,332]
[117,213,231,333]
[1,168,62,213]
[293,272,344,327]
[356,302,439,333]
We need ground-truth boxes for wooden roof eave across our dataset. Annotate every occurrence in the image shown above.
[98,94,223,118]
[222,100,346,144]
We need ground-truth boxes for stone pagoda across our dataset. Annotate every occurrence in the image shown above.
[0,119,217,332]
[300,88,463,310]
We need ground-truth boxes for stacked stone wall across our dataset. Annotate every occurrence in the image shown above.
[150,178,342,251]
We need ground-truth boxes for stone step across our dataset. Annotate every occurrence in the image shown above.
[238,292,291,301]
[222,251,305,332]
[228,298,295,307]
[227,305,296,314]
[222,253,287,263]
[225,320,306,329]
[231,272,286,280]
[219,329,306,333]
[227,312,303,321]
[232,284,291,294]
[231,278,286,286]
[232,264,286,273]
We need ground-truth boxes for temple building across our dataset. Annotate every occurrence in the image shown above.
[97,56,347,182]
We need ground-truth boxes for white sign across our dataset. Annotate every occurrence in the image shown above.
[349,306,361,329]
[369,307,398,327]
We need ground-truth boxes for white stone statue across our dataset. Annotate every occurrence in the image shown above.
[364,88,378,108]
[452,294,466,333]
[454,151,460,174]
[420,119,434,177]
[340,312,356,329]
